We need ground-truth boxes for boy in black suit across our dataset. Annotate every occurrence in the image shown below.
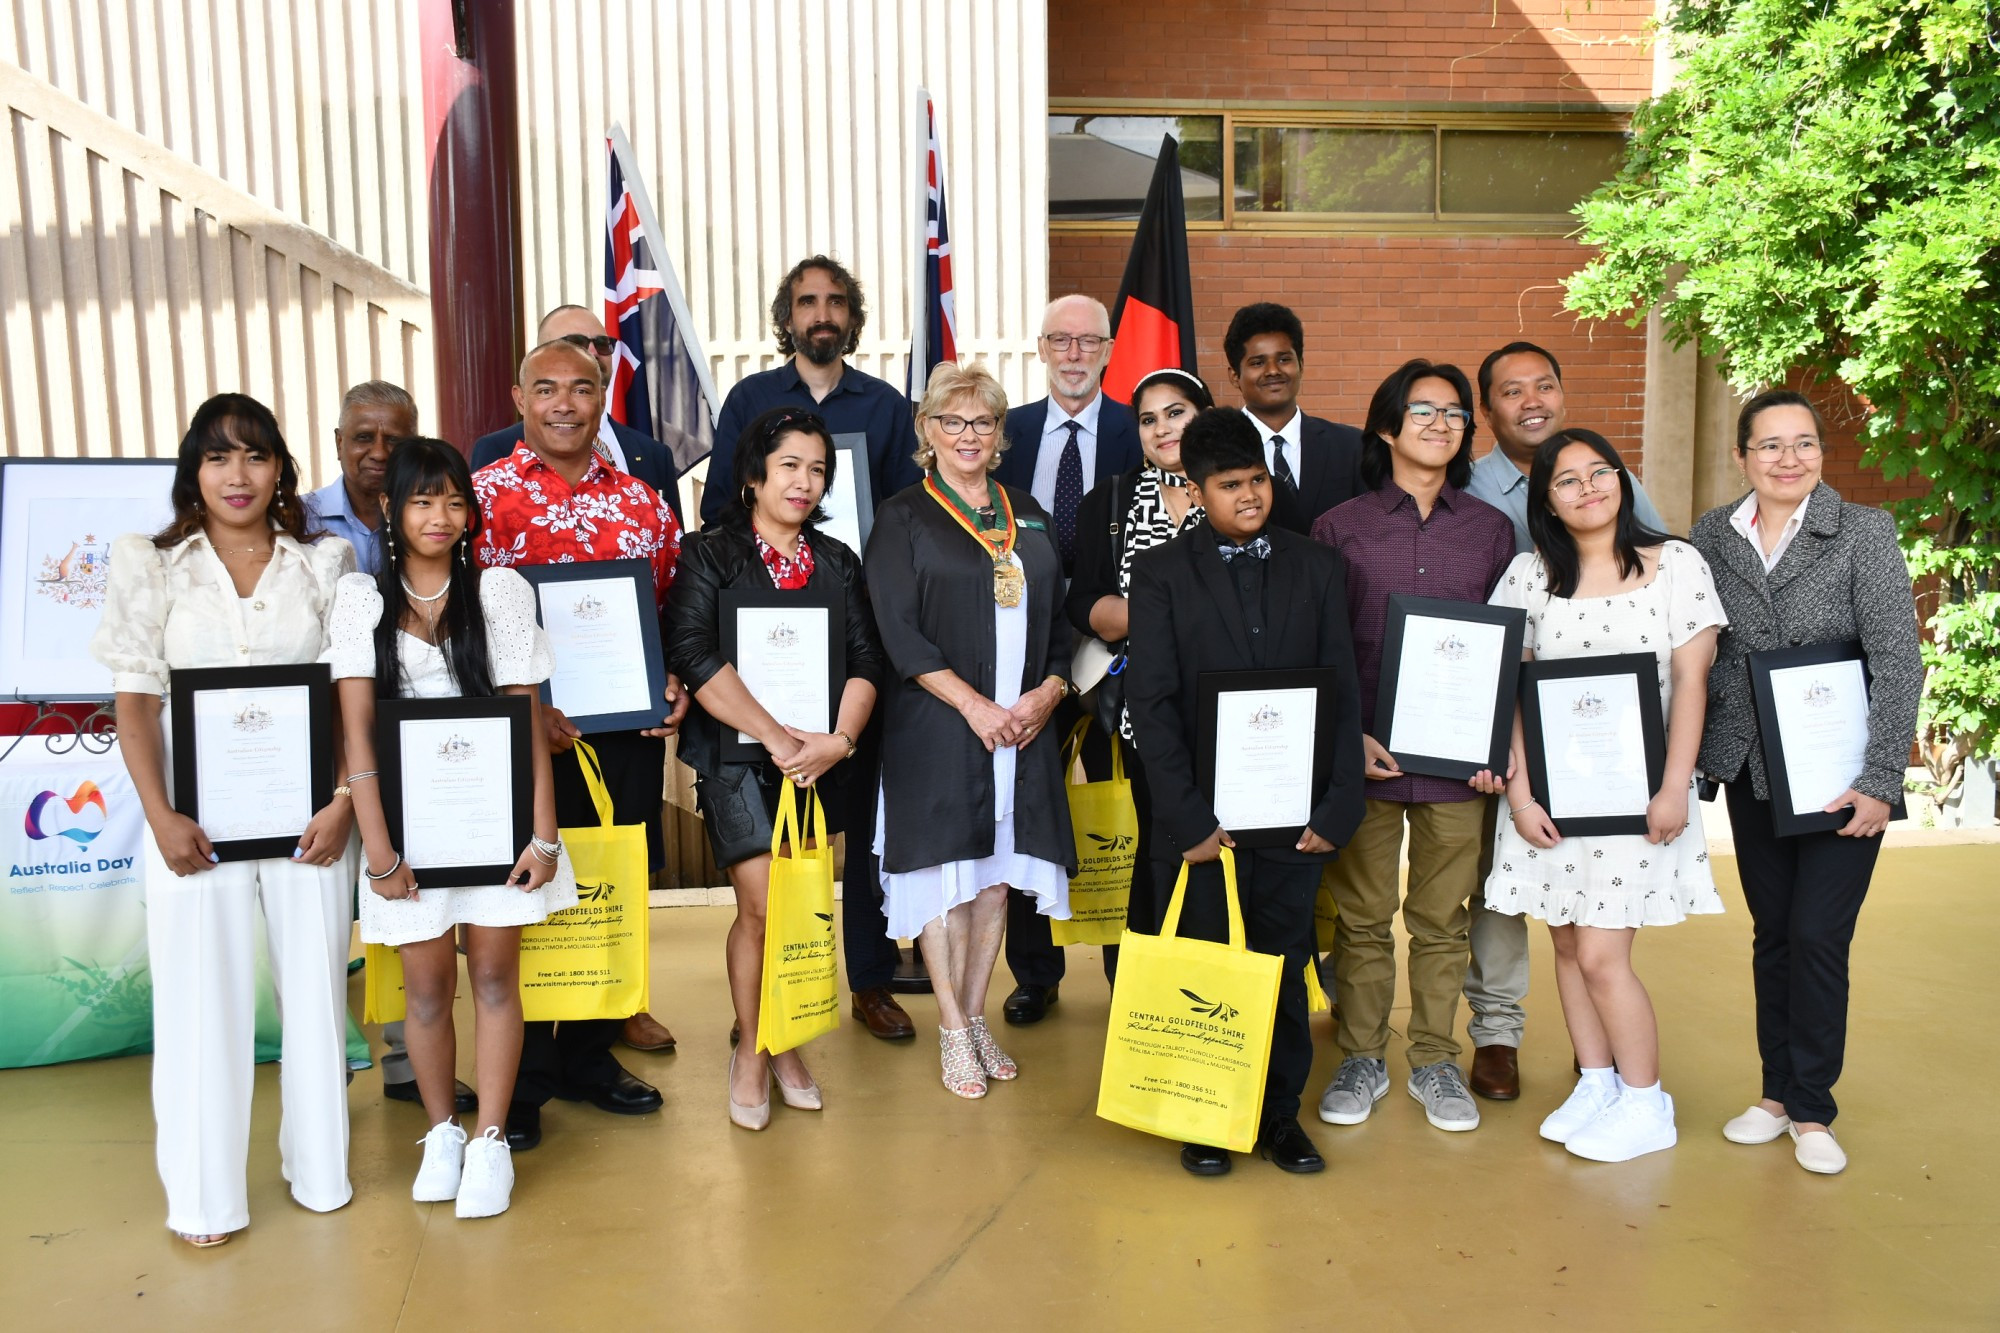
[1126,409,1366,1177]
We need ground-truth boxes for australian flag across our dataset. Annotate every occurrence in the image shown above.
[906,92,958,401]
[603,134,716,471]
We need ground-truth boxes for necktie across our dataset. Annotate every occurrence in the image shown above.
[1271,435,1296,489]
[1054,420,1084,566]
[1218,536,1272,563]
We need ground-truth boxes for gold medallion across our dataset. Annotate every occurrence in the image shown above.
[993,557,1025,608]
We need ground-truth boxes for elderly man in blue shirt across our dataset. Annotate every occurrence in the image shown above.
[304,381,416,576]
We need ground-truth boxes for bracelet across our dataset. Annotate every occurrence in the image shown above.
[1045,674,1070,700]
[363,852,403,881]
[529,844,559,866]
[833,730,856,759]
[345,770,379,784]
[1509,799,1541,817]
[530,834,562,859]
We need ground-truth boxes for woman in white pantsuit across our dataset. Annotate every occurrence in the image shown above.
[92,394,358,1248]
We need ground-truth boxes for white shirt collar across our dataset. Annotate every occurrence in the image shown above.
[1045,393,1103,438]
[1730,491,1811,571]
[1245,406,1303,450]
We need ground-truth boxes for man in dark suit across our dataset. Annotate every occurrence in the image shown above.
[993,294,1143,1025]
[471,304,685,527]
[1126,407,1366,1177]
[1223,302,1364,534]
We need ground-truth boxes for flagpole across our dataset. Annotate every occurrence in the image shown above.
[607,122,722,428]
[907,87,930,402]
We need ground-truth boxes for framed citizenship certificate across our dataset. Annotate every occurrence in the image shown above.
[518,559,667,734]
[1748,640,1904,835]
[376,696,534,888]
[817,433,876,557]
[168,664,335,862]
[720,587,845,762]
[1375,595,1526,780]
[1195,667,1343,848]
[1519,653,1666,837]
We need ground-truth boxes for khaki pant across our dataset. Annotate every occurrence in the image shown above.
[1327,797,1486,1071]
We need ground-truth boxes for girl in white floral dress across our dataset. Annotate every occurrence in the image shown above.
[1479,428,1726,1164]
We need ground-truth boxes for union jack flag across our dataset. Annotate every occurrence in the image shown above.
[603,131,718,471]
[906,91,957,401]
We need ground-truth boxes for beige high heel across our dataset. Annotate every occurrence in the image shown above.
[728,1050,771,1130]
[773,1057,823,1111]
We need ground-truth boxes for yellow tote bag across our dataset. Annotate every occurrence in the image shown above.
[755,783,841,1055]
[1052,720,1139,946]
[518,739,651,1022]
[362,939,404,1024]
[1095,848,1281,1153]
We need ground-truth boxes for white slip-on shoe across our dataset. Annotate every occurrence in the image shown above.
[412,1120,467,1202]
[1539,1079,1620,1144]
[1565,1090,1678,1163]
[1790,1125,1847,1175]
[1723,1104,1791,1145]
[454,1127,515,1218]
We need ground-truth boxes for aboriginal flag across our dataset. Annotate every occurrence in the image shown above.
[1102,135,1197,404]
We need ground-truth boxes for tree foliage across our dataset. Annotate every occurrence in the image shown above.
[1565,0,2000,775]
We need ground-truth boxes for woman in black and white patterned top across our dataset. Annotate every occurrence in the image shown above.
[1065,368,1213,934]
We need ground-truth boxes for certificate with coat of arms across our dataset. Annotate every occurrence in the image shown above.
[1375,595,1527,780]
[1518,653,1666,838]
[518,559,668,734]
[1747,640,1900,836]
[376,696,534,888]
[168,664,336,862]
[719,588,846,761]
[1194,668,1345,848]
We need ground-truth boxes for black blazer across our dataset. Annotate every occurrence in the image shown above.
[1264,413,1365,535]
[470,421,684,524]
[996,397,1145,571]
[864,483,1076,875]
[666,523,885,781]
[1125,519,1366,861]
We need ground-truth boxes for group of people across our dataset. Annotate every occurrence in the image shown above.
[89,250,1921,1247]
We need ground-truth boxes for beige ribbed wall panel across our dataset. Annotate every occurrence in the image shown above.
[0,0,429,289]
[517,0,1050,414]
[0,59,431,489]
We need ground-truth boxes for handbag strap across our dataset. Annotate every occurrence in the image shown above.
[769,779,827,859]
[571,739,615,828]
[1063,718,1126,786]
[1158,845,1244,949]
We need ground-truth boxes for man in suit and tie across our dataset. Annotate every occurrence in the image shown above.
[1224,302,1365,534]
[994,294,1144,1025]
[471,304,685,527]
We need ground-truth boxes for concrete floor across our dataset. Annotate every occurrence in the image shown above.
[3,845,1997,1331]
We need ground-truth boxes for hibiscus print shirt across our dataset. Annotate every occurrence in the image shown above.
[472,444,681,605]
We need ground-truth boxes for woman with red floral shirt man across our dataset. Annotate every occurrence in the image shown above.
[668,408,885,1128]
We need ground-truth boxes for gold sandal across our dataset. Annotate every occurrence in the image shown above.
[175,1230,232,1248]
[938,1026,987,1099]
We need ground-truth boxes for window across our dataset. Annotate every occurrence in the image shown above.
[1048,115,1225,221]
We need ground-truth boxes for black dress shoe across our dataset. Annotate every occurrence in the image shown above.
[504,1102,542,1152]
[1258,1116,1326,1174]
[1002,983,1058,1026]
[384,1078,479,1113]
[888,945,934,995]
[1180,1142,1232,1176]
[559,1066,663,1115]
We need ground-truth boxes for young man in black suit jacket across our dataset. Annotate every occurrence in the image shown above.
[1224,302,1364,535]
[1126,408,1366,1177]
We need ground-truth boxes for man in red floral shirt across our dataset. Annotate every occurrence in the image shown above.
[474,337,688,1151]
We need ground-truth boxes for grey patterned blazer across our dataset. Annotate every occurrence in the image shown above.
[1689,482,1922,805]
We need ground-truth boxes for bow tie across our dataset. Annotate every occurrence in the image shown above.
[1218,537,1271,563]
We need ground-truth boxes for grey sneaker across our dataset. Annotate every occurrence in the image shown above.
[1317,1056,1390,1125]
[1408,1061,1482,1132]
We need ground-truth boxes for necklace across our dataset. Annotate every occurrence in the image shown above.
[924,475,1023,607]
[401,577,449,604]
[401,576,448,640]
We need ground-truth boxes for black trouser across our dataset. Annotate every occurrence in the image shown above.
[1004,706,1121,987]
[1155,848,1321,1129]
[840,717,903,993]
[515,733,663,1105]
[1726,781,1882,1126]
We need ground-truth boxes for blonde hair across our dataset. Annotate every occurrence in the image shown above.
[912,361,1010,473]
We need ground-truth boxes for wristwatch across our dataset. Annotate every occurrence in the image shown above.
[1045,674,1071,701]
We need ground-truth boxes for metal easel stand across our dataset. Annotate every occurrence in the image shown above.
[0,699,118,765]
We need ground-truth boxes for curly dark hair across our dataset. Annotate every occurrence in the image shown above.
[769,255,866,357]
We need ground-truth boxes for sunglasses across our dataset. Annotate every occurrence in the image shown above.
[559,333,619,356]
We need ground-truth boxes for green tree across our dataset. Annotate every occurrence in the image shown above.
[1565,0,2000,797]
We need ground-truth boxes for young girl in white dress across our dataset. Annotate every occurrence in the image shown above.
[1477,428,1726,1164]
[329,439,574,1218]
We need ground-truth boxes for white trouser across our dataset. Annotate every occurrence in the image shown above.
[144,832,353,1234]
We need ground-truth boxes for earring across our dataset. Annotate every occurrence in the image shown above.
[741,485,756,510]
[384,528,396,560]
[457,538,469,566]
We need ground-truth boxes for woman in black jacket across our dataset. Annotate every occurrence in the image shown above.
[669,408,884,1130]
[1064,368,1215,935]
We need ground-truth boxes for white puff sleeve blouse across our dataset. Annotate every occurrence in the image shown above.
[323,567,553,692]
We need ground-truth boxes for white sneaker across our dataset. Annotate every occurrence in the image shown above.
[455,1126,515,1218]
[1317,1056,1390,1125]
[1790,1125,1847,1175]
[1539,1079,1620,1144]
[412,1120,467,1202]
[1565,1090,1677,1162]
[1722,1104,1791,1145]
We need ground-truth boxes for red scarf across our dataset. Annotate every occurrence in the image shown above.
[755,530,815,590]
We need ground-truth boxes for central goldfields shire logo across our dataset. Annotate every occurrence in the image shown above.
[1180,988,1238,1022]
[1086,831,1135,853]
[25,781,109,844]
[813,911,833,934]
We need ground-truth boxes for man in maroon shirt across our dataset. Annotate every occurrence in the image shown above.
[1309,359,1516,1137]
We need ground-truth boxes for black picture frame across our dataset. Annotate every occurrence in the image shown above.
[1518,652,1666,837]
[718,586,847,762]
[1374,594,1527,780]
[1195,666,1343,849]
[376,695,535,888]
[516,558,667,734]
[168,663,336,862]
[1747,640,1905,836]
[823,431,877,556]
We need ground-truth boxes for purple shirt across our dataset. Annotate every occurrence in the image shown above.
[1311,482,1517,805]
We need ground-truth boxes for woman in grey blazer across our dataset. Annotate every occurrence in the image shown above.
[1689,389,1921,1177]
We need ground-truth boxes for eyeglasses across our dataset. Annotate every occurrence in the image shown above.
[1744,438,1823,460]
[1406,403,1472,431]
[1042,333,1107,353]
[1551,466,1621,499]
[559,333,619,356]
[933,414,999,437]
